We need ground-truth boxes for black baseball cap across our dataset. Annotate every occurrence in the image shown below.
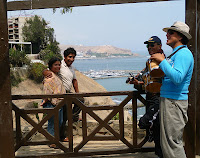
[144,36,162,45]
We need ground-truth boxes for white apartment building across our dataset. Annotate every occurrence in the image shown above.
[8,16,33,42]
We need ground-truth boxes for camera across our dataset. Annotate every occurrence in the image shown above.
[126,73,135,83]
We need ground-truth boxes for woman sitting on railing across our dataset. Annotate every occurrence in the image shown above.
[40,57,66,149]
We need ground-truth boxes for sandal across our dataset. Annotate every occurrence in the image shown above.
[49,144,58,149]
[62,137,69,142]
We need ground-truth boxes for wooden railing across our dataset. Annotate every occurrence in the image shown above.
[12,91,153,157]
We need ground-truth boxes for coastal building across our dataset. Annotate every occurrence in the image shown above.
[7,16,32,42]
[7,16,41,54]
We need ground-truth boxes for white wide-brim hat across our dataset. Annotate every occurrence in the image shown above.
[163,21,192,40]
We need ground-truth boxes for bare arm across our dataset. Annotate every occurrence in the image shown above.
[72,79,79,93]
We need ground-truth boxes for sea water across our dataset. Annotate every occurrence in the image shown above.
[73,57,147,72]
[95,77,146,120]
[73,57,147,119]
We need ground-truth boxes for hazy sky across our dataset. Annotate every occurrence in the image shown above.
[8,0,185,56]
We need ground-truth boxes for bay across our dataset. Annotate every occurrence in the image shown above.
[73,56,147,72]
[73,57,147,119]
[95,77,145,120]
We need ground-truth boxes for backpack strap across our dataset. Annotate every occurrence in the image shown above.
[167,46,186,59]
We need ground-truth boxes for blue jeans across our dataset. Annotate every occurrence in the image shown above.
[43,102,63,136]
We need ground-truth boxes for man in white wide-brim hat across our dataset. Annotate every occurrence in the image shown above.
[150,21,194,158]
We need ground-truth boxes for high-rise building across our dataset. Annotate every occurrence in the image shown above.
[8,16,32,42]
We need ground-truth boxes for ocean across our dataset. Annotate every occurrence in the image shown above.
[73,56,147,72]
[73,56,148,119]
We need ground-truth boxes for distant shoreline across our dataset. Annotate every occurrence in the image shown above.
[75,56,147,60]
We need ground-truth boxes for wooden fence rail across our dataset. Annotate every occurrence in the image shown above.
[12,90,153,157]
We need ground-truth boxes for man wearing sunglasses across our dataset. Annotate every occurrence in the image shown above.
[150,21,194,158]
[129,36,164,158]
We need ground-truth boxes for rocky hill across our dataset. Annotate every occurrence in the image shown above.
[59,44,139,57]
[12,70,115,109]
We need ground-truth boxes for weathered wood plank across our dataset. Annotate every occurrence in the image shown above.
[15,111,22,146]
[74,108,119,152]
[119,107,124,139]
[14,106,69,152]
[11,91,144,100]
[54,110,60,142]
[82,110,87,138]
[195,1,200,154]
[14,110,54,150]
[132,92,137,147]
[0,0,15,157]
[12,91,153,156]
[91,136,117,140]
[136,93,146,105]
[67,98,74,152]
[87,105,120,110]
[19,108,56,114]
[7,0,171,11]
[185,0,199,157]
[137,135,149,148]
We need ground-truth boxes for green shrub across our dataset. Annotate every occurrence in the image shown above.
[92,102,98,105]
[39,49,62,64]
[112,112,119,120]
[28,62,47,83]
[9,48,30,67]
[33,102,39,108]
[10,70,23,87]
[33,102,40,122]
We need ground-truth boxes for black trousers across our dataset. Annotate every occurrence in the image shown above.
[138,93,163,158]
[152,114,162,158]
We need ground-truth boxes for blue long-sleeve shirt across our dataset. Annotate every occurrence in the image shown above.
[159,45,194,100]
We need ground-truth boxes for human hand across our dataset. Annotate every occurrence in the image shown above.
[43,69,53,78]
[150,53,165,64]
[40,100,45,106]
[129,78,140,85]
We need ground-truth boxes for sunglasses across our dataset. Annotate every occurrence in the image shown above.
[168,30,175,35]
[146,43,155,48]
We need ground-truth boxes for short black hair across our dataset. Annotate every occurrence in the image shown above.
[48,57,61,70]
[64,47,76,57]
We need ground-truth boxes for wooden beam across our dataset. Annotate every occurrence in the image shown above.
[185,0,199,157]
[195,1,200,155]
[0,0,15,157]
[7,0,171,11]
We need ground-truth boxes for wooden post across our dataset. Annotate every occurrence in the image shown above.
[195,2,200,154]
[185,0,200,157]
[132,92,137,147]
[0,0,15,157]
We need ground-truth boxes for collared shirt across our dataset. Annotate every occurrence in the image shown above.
[43,71,66,106]
[59,60,76,92]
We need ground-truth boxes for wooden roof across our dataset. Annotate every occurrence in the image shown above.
[7,0,170,11]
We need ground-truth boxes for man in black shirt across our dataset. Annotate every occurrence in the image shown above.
[128,36,164,158]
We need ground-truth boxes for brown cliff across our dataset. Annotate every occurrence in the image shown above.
[11,70,115,108]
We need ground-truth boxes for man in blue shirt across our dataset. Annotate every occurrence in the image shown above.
[151,21,194,158]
